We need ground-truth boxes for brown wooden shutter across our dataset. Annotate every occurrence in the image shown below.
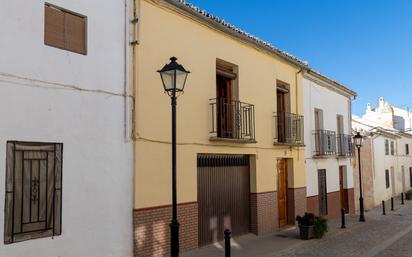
[65,12,86,54]
[44,5,65,49]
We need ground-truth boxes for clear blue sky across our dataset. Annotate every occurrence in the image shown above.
[187,0,412,115]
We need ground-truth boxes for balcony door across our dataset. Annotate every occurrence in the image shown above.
[277,90,286,142]
[216,73,233,138]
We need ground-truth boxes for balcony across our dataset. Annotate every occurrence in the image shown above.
[210,98,256,143]
[313,130,336,156]
[274,112,304,146]
[336,134,353,157]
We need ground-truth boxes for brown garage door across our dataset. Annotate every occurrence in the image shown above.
[197,154,250,246]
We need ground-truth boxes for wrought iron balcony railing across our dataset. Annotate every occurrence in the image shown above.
[313,130,336,156]
[210,98,256,142]
[274,112,304,145]
[336,134,353,157]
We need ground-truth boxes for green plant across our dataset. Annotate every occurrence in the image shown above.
[296,212,315,226]
[314,216,328,238]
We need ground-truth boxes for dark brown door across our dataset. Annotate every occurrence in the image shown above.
[339,166,349,213]
[216,75,233,138]
[278,159,288,227]
[277,91,286,142]
[318,169,328,216]
[197,155,250,246]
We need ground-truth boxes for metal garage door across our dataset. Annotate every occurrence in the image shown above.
[197,154,250,246]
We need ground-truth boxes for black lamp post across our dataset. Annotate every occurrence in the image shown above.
[158,57,190,257]
[354,132,365,222]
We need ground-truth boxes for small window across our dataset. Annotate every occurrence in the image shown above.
[45,4,87,54]
[385,169,390,188]
[406,144,409,155]
[385,140,389,155]
[390,141,395,155]
[4,141,63,244]
[410,167,412,187]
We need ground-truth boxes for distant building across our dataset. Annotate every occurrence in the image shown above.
[363,97,412,133]
[352,98,412,210]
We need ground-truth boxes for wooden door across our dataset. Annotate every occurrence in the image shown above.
[278,159,288,227]
[339,166,349,213]
[216,75,233,138]
[318,169,328,216]
[402,166,406,193]
[314,109,323,153]
[391,167,396,196]
[277,91,286,142]
[197,155,250,246]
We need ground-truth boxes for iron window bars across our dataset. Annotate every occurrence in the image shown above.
[210,98,255,142]
[274,112,304,145]
[336,134,353,157]
[4,141,63,244]
[313,130,337,156]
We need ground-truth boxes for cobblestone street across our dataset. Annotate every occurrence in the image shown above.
[184,199,412,257]
[273,199,412,257]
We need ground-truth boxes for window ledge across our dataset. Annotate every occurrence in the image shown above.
[209,137,257,144]
[274,142,305,147]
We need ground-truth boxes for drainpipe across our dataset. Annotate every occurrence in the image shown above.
[131,0,141,139]
[124,0,132,142]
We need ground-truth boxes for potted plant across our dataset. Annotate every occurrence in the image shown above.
[296,213,315,240]
[314,216,328,238]
[406,189,412,200]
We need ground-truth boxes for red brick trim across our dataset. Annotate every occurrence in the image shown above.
[250,191,277,235]
[134,201,198,211]
[250,190,277,194]
[133,202,198,257]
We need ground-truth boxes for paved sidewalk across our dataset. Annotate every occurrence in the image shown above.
[182,198,412,257]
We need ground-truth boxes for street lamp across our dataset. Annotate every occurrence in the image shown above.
[354,132,365,222]
[158,57,190,257]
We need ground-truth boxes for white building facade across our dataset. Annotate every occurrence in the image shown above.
[0,1,134,257]
[303,71,357,218]
[353,99,412,210]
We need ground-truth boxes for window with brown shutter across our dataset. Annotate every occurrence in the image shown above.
[44,4,87,55]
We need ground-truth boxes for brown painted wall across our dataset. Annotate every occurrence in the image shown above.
[353,138,375,210]
[133,202,198,257]
[306,189,355,219]
[327,191,340,219]
[345,188,355,214]
[306,195,319,216]
[250,191,278,235]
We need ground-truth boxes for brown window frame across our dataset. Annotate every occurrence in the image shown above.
[385,169,390,188]
[44,3,87,55]
[4,141,63,244]
[406,144,409,155]
[385,139,389,155]
[410,167,412,187]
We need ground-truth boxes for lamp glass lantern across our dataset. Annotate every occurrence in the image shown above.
[354,132,363,148]
[157,57,190,95]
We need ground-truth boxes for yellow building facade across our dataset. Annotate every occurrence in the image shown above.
[132,0,308,256]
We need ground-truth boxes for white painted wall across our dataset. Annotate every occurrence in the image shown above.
[0,1,133,257]
[303,75,354,197]
[353,116,412,208]
[371,136,398,205]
